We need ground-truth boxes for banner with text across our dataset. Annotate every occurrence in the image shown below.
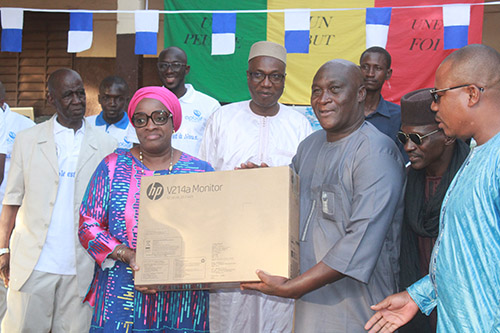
[375,0,483,103]
[163,1,484,105]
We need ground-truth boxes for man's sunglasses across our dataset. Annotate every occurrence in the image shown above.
[429,84,484,104]
[397,129,440,145]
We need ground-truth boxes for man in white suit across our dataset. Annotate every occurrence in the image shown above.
[0,68,116,332]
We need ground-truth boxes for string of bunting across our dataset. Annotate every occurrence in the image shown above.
[0,2,497,55]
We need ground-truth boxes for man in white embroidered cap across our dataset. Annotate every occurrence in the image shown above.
[199,41,312,171]
[200,41,312,332]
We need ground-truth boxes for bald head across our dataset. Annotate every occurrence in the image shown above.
[432,45,500,145]
[48,68,82,95]
[315,59,364,87]
[157,46,190,98]
[440,44,500,91]
[311,59,366,142]
[159,46,187,64]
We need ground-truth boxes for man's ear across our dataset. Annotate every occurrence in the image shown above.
[357,85,367,103]
[47,91,54,106]
[467,85,481,107]
[385,68,393,81]
[185,65,191,76]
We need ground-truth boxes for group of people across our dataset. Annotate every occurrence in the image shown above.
[0,39,496,333]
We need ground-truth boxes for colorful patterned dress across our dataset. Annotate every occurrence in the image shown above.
[79,149,213,332]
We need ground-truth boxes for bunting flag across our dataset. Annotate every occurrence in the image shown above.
[164,1,267,103]
[376,0,483,104]
[135,10,159,55]
[268,0,371,104]
[443,5,471,50]
[1,8,24,52]
[211,13,237,55]
[67,13,93,53]
[365,7,392,48]
[284,9,310,54]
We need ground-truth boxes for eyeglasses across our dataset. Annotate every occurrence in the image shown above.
[429,84,484,103]
[157,62,186,72]
[132,110,171,128]
[397,129,440,145]
[248,71,286,84]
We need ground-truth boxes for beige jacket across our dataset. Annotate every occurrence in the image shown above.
[3,116,117,297]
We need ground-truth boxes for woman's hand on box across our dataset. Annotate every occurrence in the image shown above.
[135,285,159,294]
[236,162,270,170]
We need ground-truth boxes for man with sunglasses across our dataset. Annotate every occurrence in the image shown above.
[397,88,469,333]
[366,44,500,332]
[200,41,311,333]
[86,76,138,149]
[157,46,220,158]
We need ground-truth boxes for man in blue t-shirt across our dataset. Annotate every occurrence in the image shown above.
[87,76,138,149]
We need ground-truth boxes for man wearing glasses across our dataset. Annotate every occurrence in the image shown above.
[366,44,500,332]
[199,41,312,171]
[397,88,469,333]
[199,41,311,332]
[157,46,220,158]
[86,76,138,149]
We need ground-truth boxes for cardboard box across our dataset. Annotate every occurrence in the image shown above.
[135,166,300,290]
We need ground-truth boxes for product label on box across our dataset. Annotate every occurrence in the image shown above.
[142,259,170,280]
[144,237,182,257]
[174,257,207,280]
[211,242,236,278]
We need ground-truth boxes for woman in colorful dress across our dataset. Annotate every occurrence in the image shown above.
[79,86,212,332]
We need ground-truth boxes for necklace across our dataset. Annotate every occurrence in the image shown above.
[139,148,174,175]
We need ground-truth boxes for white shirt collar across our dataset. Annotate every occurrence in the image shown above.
[53,115,85,135]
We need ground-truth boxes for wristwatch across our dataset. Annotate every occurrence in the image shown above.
[0,248,10,256]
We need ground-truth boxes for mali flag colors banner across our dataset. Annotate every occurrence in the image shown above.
[377,0,483,104]
[164,1,483,105]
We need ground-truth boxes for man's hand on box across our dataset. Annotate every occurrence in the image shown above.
[241,262,346,300]
[240,269,295,298]
[236,162,270,170]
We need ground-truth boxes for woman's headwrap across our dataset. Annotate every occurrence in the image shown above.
[127,86,182,132]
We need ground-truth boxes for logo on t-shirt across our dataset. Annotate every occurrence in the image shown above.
[118,137,132,149]
[7,131,16,143]
[185,109,203,122]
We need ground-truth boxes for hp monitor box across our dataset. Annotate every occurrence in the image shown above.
[135,166,300,290]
